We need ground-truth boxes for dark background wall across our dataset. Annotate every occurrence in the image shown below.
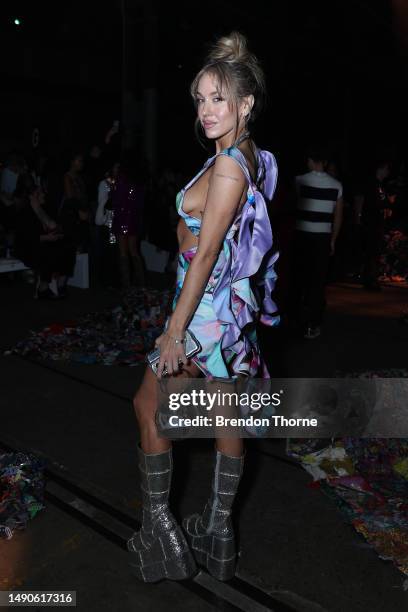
[0,0,405,177]
[0,2,122,153]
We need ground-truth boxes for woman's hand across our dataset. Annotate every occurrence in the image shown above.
[155,329,189,379]
[45,219,58,231]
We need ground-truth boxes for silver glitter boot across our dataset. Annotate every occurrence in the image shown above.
[182,448,244,581]
[127,444,197,582]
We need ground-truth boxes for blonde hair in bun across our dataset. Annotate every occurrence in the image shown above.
[207,31,250,63]
[191,31,266,144]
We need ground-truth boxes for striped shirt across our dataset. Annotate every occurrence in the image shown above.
[295,171,343,233]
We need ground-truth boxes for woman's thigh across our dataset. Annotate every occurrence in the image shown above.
[118,235,129,256]
[127,235,139,256]
[134,360,203,420]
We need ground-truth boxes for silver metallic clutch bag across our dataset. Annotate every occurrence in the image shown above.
[147,329,202,377]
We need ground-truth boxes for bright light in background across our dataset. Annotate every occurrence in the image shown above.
[13,18,21,26]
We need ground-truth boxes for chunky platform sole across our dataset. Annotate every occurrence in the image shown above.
[130,548,197,583]
[128,524,197,583]
[183,516,237,582]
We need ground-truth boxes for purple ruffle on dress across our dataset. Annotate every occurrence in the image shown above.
[112,175,144,237]
[173,145,279,379]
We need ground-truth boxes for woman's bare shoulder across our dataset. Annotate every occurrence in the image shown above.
[212,151,247,185]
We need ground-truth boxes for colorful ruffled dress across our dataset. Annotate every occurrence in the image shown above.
[171,145,279,379]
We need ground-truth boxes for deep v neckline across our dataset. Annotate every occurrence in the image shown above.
[179,157,215,221]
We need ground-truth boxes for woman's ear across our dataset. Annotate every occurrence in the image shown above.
[242,95,254,119]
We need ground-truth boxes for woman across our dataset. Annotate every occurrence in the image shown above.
[128,32,279,583]
[111,154,145,288]
[62,152,87,207]
[14,178,76,299]
[60,152,90,254]
[95,162,120,287]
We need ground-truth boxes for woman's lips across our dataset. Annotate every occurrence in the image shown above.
[203,122,216,129]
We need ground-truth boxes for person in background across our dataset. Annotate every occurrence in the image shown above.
[95,162,120,287]
[85,121,121,215]
[103,120,121,168]
[389,159,408,229]
[0,153,25,254]
[62,152,87,206]
[354,159,394,291]
[86,145,104,203]
[60,152,90,254]
[112,153,145,288]
[30,152,49,191]
[290,145,343,339]
[14,180,76,299]
[0,152,24,197]
[152,167,179,273]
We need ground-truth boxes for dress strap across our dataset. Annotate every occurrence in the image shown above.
[222,146,278,201]
[183,146,276,201]
[215,146,257,199]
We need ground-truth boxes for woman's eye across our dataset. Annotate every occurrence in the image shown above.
[213,97,223,103]
[196,98,204,105]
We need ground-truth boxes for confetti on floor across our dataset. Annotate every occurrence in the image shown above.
[0,453,45,539]
[5,287,173,366]
[288,369,408,577]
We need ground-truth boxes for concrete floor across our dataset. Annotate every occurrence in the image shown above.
[1,274,407,612]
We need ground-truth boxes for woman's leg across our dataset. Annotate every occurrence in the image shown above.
[129,361,202,582]
[58,238,76,283]
[118,235,129,257]
[133,360,202,453]
[183,374,245,581]
[128,235,145,286]
[215,437,244,457]
[183,444,245,581]
[37,245,55,293]
[42,240,75,296]
[133,365,171,454]
[214,375,245,457]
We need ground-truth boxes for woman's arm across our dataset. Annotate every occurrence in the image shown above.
[156,155,246,377]
[30,192,57,230]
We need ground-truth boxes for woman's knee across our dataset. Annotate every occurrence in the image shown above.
[118,236,129,256]
[128,236,138,256]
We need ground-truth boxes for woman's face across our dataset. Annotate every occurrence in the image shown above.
[196,72,247,144]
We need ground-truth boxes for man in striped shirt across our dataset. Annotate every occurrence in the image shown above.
[291,146,343,339]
